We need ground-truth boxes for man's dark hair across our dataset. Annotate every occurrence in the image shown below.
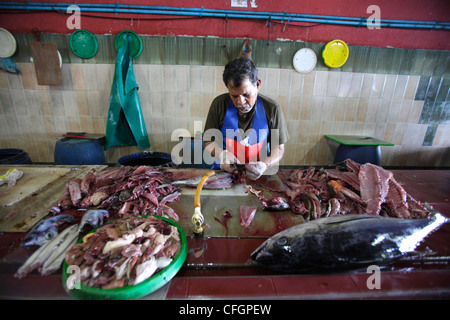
[223,58,258,88]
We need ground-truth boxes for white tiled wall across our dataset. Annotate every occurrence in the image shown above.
[0,63,448,166]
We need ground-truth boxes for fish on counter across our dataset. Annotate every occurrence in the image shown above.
[16,209,112,278]
[246,185,290,211]
[65,215,181,289]
[170,171,235,189]
[240,205,257,227]
[282,159,433,220]
[16,165,185,278]
[22,214,75,248]
[78,209,109,232]
[15,224,80,278]
[239,198,289,228]
[52,166,182,220]
[251,213,448,273]
[262,197,290,211]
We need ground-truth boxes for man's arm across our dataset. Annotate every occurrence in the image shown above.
[203,141,221,158]
[204,141,240,172]
[245,144,284,180]
[263,143,284,168]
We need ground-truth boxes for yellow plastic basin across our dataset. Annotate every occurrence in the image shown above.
[322,39,349,68]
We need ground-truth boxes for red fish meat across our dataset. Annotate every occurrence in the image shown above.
[359,163,392,215]
[67,179,82,206]
[240,205,257,227]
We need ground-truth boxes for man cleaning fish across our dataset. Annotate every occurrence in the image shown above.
[203,57,289,180]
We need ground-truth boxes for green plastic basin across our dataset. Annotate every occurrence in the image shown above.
[62,216,187,300]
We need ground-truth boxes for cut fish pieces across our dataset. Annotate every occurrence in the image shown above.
[240,205,257,227]
[359,163,392,215]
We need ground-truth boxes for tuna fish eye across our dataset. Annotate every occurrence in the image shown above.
[45,232,54,240]
[277,237,288,246]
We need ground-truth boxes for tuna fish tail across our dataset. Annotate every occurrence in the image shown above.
[424,202,449,224]
[432,212,449,224]
[398,212,448,253]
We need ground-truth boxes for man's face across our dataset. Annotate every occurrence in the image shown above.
[227,77,261,115]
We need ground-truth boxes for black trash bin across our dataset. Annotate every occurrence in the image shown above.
[117,152,174,167]
[0,149,32,164]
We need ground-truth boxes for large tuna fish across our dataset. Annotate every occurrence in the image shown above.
[251,213,448,273]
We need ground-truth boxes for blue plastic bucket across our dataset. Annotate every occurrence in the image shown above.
[0,149,32,164]
[118,152,174,167]
[187,138,213,169]
[54,138,106,165]
[334,145,381,166]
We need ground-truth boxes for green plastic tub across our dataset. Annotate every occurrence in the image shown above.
[62,216,187,300]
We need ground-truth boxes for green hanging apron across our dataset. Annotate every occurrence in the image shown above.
[105,34,150,150]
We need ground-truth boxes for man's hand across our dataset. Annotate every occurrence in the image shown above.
[219,150,240,173]
[245,162,267,180]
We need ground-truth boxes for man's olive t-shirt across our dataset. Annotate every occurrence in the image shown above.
[204,93,289,146]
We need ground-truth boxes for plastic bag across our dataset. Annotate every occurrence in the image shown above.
[105,34,150,150]
[0,168,24,187]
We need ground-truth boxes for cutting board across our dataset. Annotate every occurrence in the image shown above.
[0,165,107,233]
[30,42,62,86]
[0,166,72,207]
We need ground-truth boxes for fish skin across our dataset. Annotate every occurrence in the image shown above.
[22,214,75,248]
[134,256,157,285]
[40,225,80,276]
[359,163,392,215]
[67,180,82,206]
[240,205,257,227]
[78,209,109,232]
[15,238,54,278]
[171,171,234,189]
[16,224,79,278]
[251,213,448,273]
[262,197,290,211]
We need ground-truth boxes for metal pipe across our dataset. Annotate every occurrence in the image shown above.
[3,1,449,25]
[77,4,449,26]
[0,2,448,30]
[1,1,446,27]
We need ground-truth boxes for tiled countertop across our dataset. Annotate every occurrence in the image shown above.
[0,169,449,300]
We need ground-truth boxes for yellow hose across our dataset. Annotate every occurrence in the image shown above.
[194,170,215,208]
[192,170,215,236]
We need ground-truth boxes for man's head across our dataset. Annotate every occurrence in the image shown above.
[223,58,261,115]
